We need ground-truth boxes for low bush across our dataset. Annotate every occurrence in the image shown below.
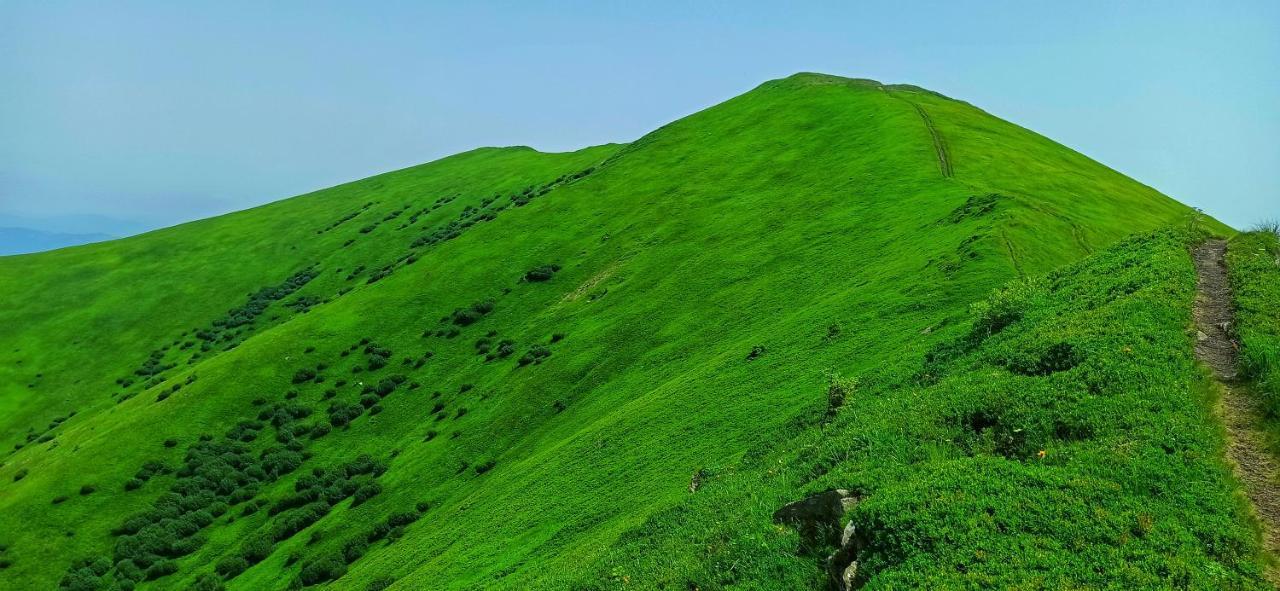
[523,264,561,282]
[352,482,382,506]
[299,552,347,586]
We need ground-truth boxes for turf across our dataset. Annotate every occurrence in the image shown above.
[1227,229,1280,448]
[0,73,1259,590]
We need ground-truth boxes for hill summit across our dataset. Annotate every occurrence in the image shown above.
[0,74,1267,590]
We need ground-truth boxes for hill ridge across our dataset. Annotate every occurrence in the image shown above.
[0,73,1255,590]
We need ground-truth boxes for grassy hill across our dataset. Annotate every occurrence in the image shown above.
[0,73,1261,590]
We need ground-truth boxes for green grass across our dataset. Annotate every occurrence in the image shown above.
[0,73,1257,590]
[1227,228,1280,446]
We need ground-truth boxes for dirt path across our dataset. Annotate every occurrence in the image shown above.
[884,90,952,178]
[1193,239,1280,581]
[907,102,953,178]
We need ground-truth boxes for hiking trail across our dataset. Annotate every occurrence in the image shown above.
[1193,239,1280,583]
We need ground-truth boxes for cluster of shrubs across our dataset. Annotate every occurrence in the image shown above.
[135,350,175,378]
[297,502,426,587]
[122,268,320,389]
[518,345,552,367]
[212,268,319,331]
[364,342,393,371]
[286,295,324,313]
[448,299,496,327]
[63,432,306,587]
[14,410,77,451]
[475,333,517,361]
[216,455,387,582]
[365,265,395,284]
[316,202,373,234]
[409,190,510,248]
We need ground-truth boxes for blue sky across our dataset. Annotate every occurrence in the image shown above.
[1,1,1276,231]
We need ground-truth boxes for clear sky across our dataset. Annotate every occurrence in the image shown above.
[1,1,1276,231]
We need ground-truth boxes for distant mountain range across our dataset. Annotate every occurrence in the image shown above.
[0,227,114,255]
[0,213,151,255]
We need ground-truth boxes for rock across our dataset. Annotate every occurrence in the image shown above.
[773,489,858,552]
[688,468,706,493]
[1197,330,1209,342]
[827,521,860,590]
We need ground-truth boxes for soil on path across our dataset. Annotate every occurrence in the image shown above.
[1193,239,1280,584]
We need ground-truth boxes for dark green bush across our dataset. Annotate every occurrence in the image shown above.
[352,483,381,506]
[523,264,561,282]
[292,368,317,384]
[215,555,249,578]
[517,345,552,366]
[299,552,347,585]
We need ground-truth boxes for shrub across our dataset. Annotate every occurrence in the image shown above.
[241,534,276,563]
[366,522,391,542]
[292,368,317,384]
[13,468,27,482]
[517,345,552,366]
[523,264,561,282]
[368,576,396,591]
[144,559,178,580]
[299,552,347,585]
[191,573,224,591]
[352,482,382,506]
[80,484,96,495]
[52,495,68,504]
[970,278,1046,339]
[215,555,249,578]
[474,460,497,475]
[386,510,420,527]
[328,403,363,428]
[163,438,178,448]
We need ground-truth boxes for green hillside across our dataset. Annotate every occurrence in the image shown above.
[0,73,1261,590]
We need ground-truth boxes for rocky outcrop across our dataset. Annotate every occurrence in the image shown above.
[772,489,862,589]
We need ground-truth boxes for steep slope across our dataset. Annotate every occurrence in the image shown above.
[0,73,1244,590]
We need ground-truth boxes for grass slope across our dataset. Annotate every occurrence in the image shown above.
[0,73,1249,590]
[1227,229,1280,447]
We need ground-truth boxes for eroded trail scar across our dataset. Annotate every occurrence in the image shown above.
[1193,239,1280,572]
[908,102,952,178]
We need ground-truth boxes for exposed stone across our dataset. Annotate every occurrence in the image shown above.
[772,489,858,551]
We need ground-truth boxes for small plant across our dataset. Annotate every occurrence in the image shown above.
[824,371,857,420]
